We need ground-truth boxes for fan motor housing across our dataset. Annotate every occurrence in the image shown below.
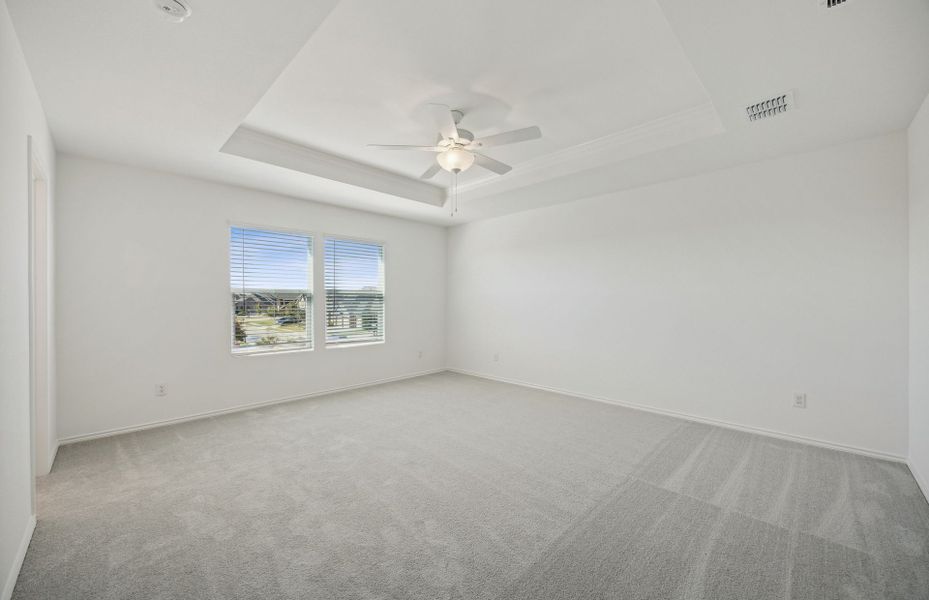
[456,128,474,143]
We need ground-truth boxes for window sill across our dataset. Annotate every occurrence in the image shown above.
[231,347,313,357]
[325,340,385,350]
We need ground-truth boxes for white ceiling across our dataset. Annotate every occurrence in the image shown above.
[7,0,929,225]
[243,0,711,184]
[462,0,929,219]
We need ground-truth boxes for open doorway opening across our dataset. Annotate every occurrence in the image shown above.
[28,136,53,517]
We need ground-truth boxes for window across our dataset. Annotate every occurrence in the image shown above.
[324,238,385,346]
[230,227,312,354]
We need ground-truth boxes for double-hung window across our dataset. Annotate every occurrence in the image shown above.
[324,238,385,346]
[230,226,313,354]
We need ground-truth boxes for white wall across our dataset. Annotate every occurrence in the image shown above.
[909,93,929,494]
[0,1,56,598]
[448,132,910,458]
[55,156,446,440]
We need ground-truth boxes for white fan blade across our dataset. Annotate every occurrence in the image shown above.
[471,126,542,148]
[420,162,442,180]
[367,144,443,152]
[474,153,512,175]
[427,104,460,141]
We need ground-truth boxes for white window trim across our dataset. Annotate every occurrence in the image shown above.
[321,233,387,349]
[225,222,389,356]
[228,221,316,356]
[231,346,314,358]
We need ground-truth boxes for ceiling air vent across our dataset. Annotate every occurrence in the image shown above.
[746,91,795,122]
[821,0,849,7]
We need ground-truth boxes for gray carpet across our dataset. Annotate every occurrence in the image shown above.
[13,372,929,599]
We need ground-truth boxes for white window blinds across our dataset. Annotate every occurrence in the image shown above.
[230,227,313,353]
[324,238,385,346]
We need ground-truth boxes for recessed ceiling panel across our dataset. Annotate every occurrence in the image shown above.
[243,0,715,186]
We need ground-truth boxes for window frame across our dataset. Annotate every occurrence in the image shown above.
[228,222,316,357]
[321,233,387,349]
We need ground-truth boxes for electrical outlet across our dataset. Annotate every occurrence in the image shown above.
[793,393,807,409]
[493,353,500,362]
[155,384,168,397]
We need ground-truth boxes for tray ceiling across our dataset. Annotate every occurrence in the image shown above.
[8,0,929,224]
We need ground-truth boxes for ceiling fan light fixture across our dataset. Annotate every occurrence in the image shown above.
[437,148,474,173]
[368,105,540,182]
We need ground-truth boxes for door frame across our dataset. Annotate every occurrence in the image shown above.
[27,135,52,515]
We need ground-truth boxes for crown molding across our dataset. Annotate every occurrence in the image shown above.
[459,102,724,200]
[220,127,447,207]
[220,103,722,209]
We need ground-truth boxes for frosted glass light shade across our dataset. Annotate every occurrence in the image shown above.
[437,148,475,173]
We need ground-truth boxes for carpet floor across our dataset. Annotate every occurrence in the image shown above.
[13,372,929,599]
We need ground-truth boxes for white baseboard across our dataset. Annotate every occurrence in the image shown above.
[448,368,907,463]
[56,365,914,468]
[909,461,929,506]
[2,515,36,600]
[58,369,445,445]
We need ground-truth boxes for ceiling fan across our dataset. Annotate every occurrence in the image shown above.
[367,104,542,180]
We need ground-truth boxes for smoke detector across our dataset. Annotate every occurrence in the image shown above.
[745,91,796,122]
[154,0,192,23]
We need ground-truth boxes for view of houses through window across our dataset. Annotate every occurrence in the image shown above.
[229,228,385,353]
[325,238,385,346]
[230,227,313,353]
